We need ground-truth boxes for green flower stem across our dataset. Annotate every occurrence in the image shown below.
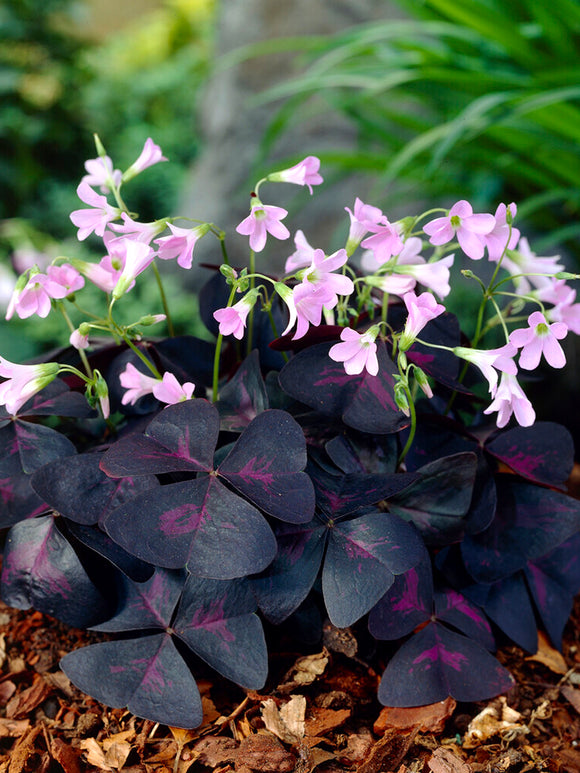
[151,262,175,337]
[212,284,238,402]
[122,336,162,379]
[57,303,93,379]
[397,384,416,468]
[247,249,256,357]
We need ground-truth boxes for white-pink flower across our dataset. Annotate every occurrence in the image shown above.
[152,372,195,405]
[284,230,317,273]
[345,198,384,256]
[365,273,417,298]
[111,239,156,299]
[69,182,121,241]
[453,343,517,396]
[236,198,290,253]
[423,200,495,260]
[361,235,422,273]
[392,254,455,299]
[360,219,404,266]
[483,372,535,428]
[509,311,568,370]
[269,156,323,194]
[77,255,124,294]
[484,203,520,262]
[108,213,166,245]
[82,155,122,193]
[0,357,59,415]
[399,291,446,351]
[5,264,83,321]
[329,326,379,376]
[500,237,564,295]
[123,138,167,181]
[213,292,258,340]
[119,363,159,405]
[155,223,209,269]
[70,328,90,350]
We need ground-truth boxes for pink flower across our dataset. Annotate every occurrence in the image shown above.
[5,265,82,321]
[152,372,195,404]
[541,281,580,335]
[423,200,495,260]
[361,235,422,273]
[284,230,316,273]
[360,219,404,265]
[236,198,290,252]
[500,237,564,295]
[0,357,59,415]
[365,273,417,298]
[399,291,446,351]
[45,264,85,295]
[269,156,323,194]
[483,372,535,428]
[345,198,384,255]
[119,363,159,405]
[213,292,258,340]
[70,328,89,350]
[108,213,166,245]
[155,223,210,269]
[484,203,520,262]
[123,138,167,181]
[509,311,568,370]
[392,254,455,299]
[329,327,379,376]
[112,239,156,299]
[77,255,124,294]
[82,156,122,193]
[453,343,517,396]
[69,182,121,241]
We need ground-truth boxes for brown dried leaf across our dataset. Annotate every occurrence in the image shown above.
[50,737,82,773]
[304,707,351,738]
[191,736,238,767]
[80,738,114,771]
[526,631,568,674]
[279,650,329,691]
[0,717,29,738]
[104,741,132,770]
[261,696,305,744]
[428,747,472,773]
[463,699,527,749]
[357,727,417,773]
[0,681,16,705]
[374,697,456,735]
[7,725,42,773]
[235,733,296,772]
[5,677,52,719]
[562,685,580,715]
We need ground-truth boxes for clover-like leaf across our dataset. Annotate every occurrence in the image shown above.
[378,622,514,707]
[217,350,269,431]
[0,421,76,475]
[369,556,433,641]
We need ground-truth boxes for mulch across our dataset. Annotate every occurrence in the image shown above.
[1,593,580,773]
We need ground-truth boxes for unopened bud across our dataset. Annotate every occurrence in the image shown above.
[414,367,433,399]
[394,383,410,416]
[138,314,167,326]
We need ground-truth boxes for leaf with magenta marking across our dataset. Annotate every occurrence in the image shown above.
[217,350,269,431]
[1,420,76,475]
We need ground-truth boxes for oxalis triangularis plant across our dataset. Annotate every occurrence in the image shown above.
[1,135,580,729]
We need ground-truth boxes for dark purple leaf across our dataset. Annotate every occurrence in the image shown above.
[218,409,314,523]
[15,378,95,418]
[378,622,514,706]
[0,516,109,628]
[100,400,220,477]
[369,556,433,640]
[251,520,327,624]
[462,476,580,583]
[325,432,398,475]
[406,312,461,385]
[434,588,495,651]
[388,453,478,544]
[1,421,76,475]
[0,472,47,529]
[65,522,154,583]
[174,575,267,689]
[485,422,574,488]
[31,453,159,526]
[103,476,277,579]
[217,350,269,431]
[323,512,426,627]
[279,341,408,434]
[60,635,203,728]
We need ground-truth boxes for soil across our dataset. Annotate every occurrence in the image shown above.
[1,595,580,773]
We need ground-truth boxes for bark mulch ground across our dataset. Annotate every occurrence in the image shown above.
[1,594,580,773]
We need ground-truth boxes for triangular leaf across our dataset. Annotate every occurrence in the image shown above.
[369,556,433,640]
[434,588,495,651]
[11,421,76,475]
[217,350,269,431]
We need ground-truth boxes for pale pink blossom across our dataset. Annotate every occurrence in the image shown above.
[484,203,520,262]
[392,254,455,299]
[123,138,167,181]
[155,223,210,269]
[500,237,564,295]
[213,292,258,340]
[119,363,159,405]
[399,291,446,351]
[361,235,423,273]
[483,372,535,428]
[360,219,404,266]
[269,156,323,194]
[69,182,121,241]
[284,230,316,273]
[5,266,81,321]
[509,311,568,370]
[329,327,379,376]
[152,372,195,404]
[236,198,290,252]
[82,155,122,193]
[540,281,580,335]
[345,198,384,255]
[0,357,59,415]
[45,264,85,295]
[108,213,166,245]
[365,273,417,298]
[301,248,353,300]
[453,343,518,396]
[77,255,124,294]
[70,328,89,350]
[423,200,495,260]
[111,239,156,299]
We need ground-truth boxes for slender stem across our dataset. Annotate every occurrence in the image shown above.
[397,386,416,468]
[58,304,93,379]
[151,262,175,336]
[123,337,162,378]
[247,250,255,357]
[212,285,237,402]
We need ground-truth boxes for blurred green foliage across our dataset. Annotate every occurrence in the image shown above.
[244,0,580,259]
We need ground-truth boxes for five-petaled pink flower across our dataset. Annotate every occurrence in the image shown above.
[484,203,520,262]
[155,223,210,269]
[392,254,455,299]
[82,155,122,193]
[483,372,535,428]
[152,372,195,404]
[112,239,156,299]
[399,291,446,351]
[329,326,380,376]
[360,219,404,266]
[423,200,495,260]
[284,230,316,273]
[236,198,290,253]
[70,182,121,240]
[345,198,384,256]
[453,343,517,396]
[213,291,259,340]
[123,138,168,181]
[0,357,59,415]
[6,264,84,321]
[509,311,568,370]
[108,213,166,244]
[269,156,323,194]
[119,363,159,405]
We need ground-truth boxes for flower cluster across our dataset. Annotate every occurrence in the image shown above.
[1,139,578,441]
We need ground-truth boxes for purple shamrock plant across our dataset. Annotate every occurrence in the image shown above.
[0,137,579,727]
